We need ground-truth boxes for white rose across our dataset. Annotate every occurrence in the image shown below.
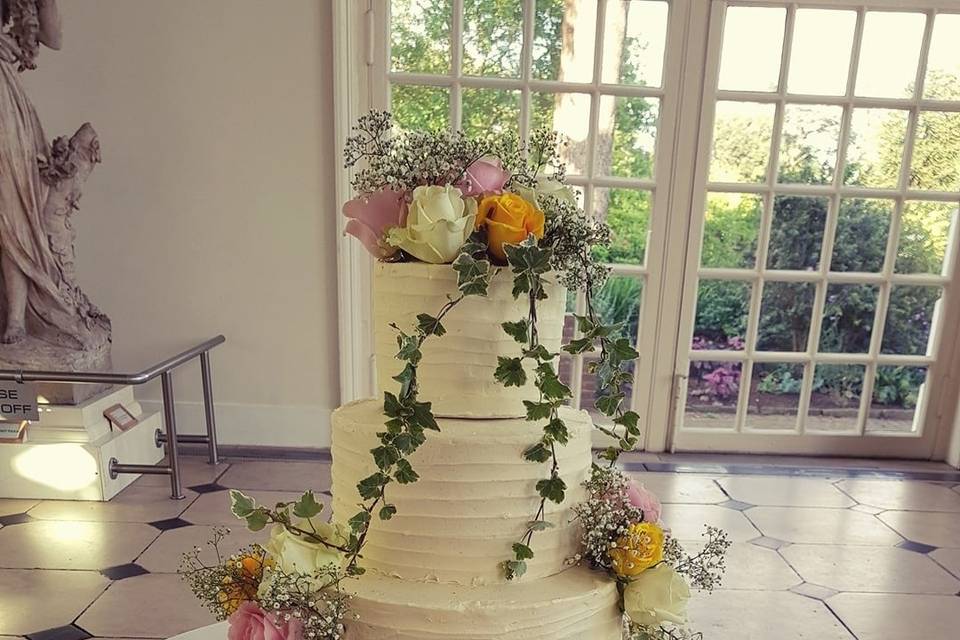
[515,174,577,209]
[622,564,691,627]
[259,522,348,596]
[388,185,477,264]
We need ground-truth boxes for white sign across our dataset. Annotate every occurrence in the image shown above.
[0,381,39,422]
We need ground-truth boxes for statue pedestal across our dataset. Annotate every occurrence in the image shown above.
[0,335,112,404]
[0,386,164,501]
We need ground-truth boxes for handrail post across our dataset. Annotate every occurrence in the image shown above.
[161,372,186,500]
[199,351,220,465]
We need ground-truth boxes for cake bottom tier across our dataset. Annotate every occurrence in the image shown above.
[344,566,623,639]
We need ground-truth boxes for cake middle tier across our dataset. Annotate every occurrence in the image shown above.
[331,399,593,585]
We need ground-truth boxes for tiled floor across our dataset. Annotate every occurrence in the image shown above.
[1,454,959,640]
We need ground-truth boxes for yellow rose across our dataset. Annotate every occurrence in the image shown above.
[623,564,691,627]
[216,547,270,615]
[609,522,664,578]
[477,193,545,261]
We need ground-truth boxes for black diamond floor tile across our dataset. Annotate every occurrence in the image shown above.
[25,624,91,640]
[100,562,150,580]
[0,512,34,526]
[148,516,193,531]
[897,539,938,555]
[719,499,754,511]
[188,482,228,494]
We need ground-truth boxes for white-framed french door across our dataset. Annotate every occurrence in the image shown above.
[333,0,960,459]
[668,0,960,457]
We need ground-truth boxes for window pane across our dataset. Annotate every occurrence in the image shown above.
[692,280,750,349]
[598,96,659,179]
[808,364,864,434]
[767,196,828,271]
[867,366,927,434]
[461,88,520,136]
[856,12,926,99]
[818,284,878,354]
[757,282,815,352]
[896,201,958,275]
[778,104,843,185]
[710,102,776,184]
[923,14,960,101]
[880,286,941,356]
[591,188,651,265]
[746,363,804,431]
[391,0,452,74]
[830,199,892,273]
[531,92,592,174]
[718,7,785,92]
[462,0,522,78]
[843,109,909,189]
[391,85,450,132]
[602,0,668,87]
[787,9,856,96]
[592,275,643,347]
[686,359,741,430]
[909,111,960,192]
[534,0,597,83]
[701,193,762,269]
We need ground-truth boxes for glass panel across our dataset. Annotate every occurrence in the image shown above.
[602,0,669,87]
[685,359,741,430]
[880,286,940,356]
[767,196,828,271]
[808,364,864,434]
[461,88,520,136]
[709,102,776,184]
[391,85,450,132]
[856,12,926,99]
[830,199,893,273]
[746,363,804,431]
[843,109,909,189]
[778,104,843,185]
[462,0,522,78]
[867,365,927,434]
[534,0,598,83]
[757,282,815,352]
[531,92,592,174]
[787,9,856,96]
[909,111,960,192]
[896,201,957,275]
[818,284,879,354]
[923,14,960,101]
[701,193,762,269]
[390,0,452,74]
[592,276,643,347]
[591,188,651,265]
[598,96,659,179]
[692,280,750,350]
[718,7,785,92]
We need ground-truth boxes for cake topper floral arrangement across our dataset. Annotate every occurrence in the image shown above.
[180,111,726,640]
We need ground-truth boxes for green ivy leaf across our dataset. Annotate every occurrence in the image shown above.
[527,520,554,531]
[512,542,535,561]
[614,410,642,436]
[393,432,415,454]
[609,337,639,364]
[501,319,529,344]
[292,490,324,519]
[544,417,569,445]
[379,504,397,521]
[504,559,527,580]
[595,393,624,416]
[348,510,371,532]
[523,441,552,463]
[394,459,420,484]
[358,472,388,500]
[536,476,567,504]
[245,510,269,532]
[562,337,594,355]
[383,392,403,418]
[371,445,401,471]
[523,400,554,421]
[416,313,446,337]
[411,401,440,431]
[396,335,423,365]
[229,490,256,518]
[524,344,556,361]
[495,356,527,387]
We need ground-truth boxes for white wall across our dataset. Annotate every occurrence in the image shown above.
[22,0,340,447]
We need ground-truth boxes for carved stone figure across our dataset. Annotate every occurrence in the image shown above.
[0,0,111,402]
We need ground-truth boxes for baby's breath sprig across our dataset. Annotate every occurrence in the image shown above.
[663,526,732,592]
[627,621,705,640]
[257,565,353,640]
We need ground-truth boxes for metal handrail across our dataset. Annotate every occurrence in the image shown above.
[2,335,226,501]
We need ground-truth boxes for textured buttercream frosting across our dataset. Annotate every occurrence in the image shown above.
[331,399,593,585]
[373,261,566,418]
[343,565,622,640]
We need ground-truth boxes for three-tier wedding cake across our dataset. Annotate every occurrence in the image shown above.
[330,263,622,639]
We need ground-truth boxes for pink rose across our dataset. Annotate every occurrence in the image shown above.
[227,602,304,640]
[626,479,662,523]
[342,188,407,258]
[456,158,510,197]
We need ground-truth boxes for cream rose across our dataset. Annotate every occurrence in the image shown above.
[623,564,691,627]
[387,185,477,264]
[515,174,578,209]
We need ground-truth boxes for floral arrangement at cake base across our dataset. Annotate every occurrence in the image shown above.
[178,111,727,639]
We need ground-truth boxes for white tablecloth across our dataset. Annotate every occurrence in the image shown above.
[168,622,227,640]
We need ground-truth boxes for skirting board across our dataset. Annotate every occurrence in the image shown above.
[138,399,333,448]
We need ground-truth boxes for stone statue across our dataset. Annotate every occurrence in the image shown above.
[0,0,111,402]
